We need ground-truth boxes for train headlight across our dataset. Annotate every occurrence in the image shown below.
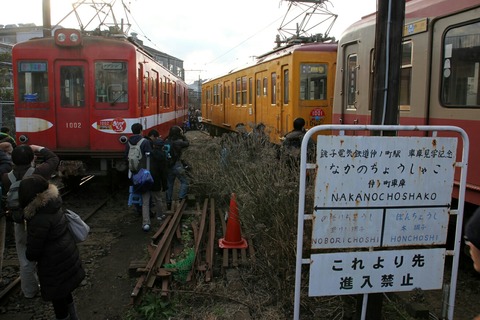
[70,33,79,42]
[19,135,28,143]
[57,33,66,42]
[55,29,82,47]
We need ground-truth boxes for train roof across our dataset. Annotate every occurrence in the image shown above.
[342,0,479,36]
[206,41,337,82]
[256,41,337,62]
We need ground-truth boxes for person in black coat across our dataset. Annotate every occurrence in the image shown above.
[146,129,168,219]
[1,144,59,299]
[165,125,190,210]
[19,174,85,320]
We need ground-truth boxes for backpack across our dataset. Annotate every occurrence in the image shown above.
[128,138,145,173]
[163,142,176,167]
[6,167,35,223]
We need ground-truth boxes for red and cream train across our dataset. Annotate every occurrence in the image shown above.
[12,28,188,176]
[333,0,480,208]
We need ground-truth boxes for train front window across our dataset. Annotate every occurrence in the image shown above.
[60,66,85,107]
[300,63,327,100]
[441,21,480,107]
[95,61,128,104]
[17,61,49,103]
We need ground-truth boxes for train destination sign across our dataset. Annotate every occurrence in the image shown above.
[311,136,457,249]
[308,248,445,296]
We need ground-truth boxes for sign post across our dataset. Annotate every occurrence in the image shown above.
[293,125,469,320]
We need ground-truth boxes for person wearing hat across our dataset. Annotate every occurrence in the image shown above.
[19,174,84,320]
[1,144,59,298]
[465,208,480,320]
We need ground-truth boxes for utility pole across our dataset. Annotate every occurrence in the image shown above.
[370,0,406,132]
[42,0,51,37]
[363,0,405,318]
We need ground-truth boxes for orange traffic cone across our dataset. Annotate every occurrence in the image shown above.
[219,193,248,249]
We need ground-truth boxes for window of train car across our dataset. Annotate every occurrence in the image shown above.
[441,21,480,107]
[300,63,327,101]
[235,77,248,106]
[242,76,247,106]
[17,61,49,103]
[263,78,268,96]
[271,72,277,105]
[399,41,413,111]
[235,78,241,105]
[152,71,159,105]
[213,84,219,105]
[367,43,412,112]
[144,71,150,106]
[94,62,128,106]
[60,66,85,107]
[345,56,357,109]
[249,78,253,104]
[284,69,289,104]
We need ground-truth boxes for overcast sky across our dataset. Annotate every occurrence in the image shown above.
[0,0,377,84]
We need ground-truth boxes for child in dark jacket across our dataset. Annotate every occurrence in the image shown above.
[19,174,85,320]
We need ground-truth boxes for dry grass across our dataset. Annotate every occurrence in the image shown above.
[179,131,345,319]
[134,130,418,319]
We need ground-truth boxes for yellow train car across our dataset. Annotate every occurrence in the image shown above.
[201,42,337,143]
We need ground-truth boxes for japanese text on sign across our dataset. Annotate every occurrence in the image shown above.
[309,248,445,296]
[311,136,456,249]
[315,136,456,208]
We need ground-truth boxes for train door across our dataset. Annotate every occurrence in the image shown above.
[222,80,230,126]
[341,43,361,125]
[55,61,90,149]
[255,71,268,124]
[280,66,289,137]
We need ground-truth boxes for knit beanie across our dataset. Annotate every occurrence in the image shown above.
[18,174,49,209]
[466,208,480,250]
[12,145,34,165]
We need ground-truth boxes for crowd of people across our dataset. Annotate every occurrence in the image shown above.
[0,128,83,320]
[0,121,192,319]
[125,123,190,232]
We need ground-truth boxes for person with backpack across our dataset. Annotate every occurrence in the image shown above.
[18,174,84,320]
[164,125,190,211]
[125,123,153,231]
[1,144,59,299]
[145,129,168,220]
